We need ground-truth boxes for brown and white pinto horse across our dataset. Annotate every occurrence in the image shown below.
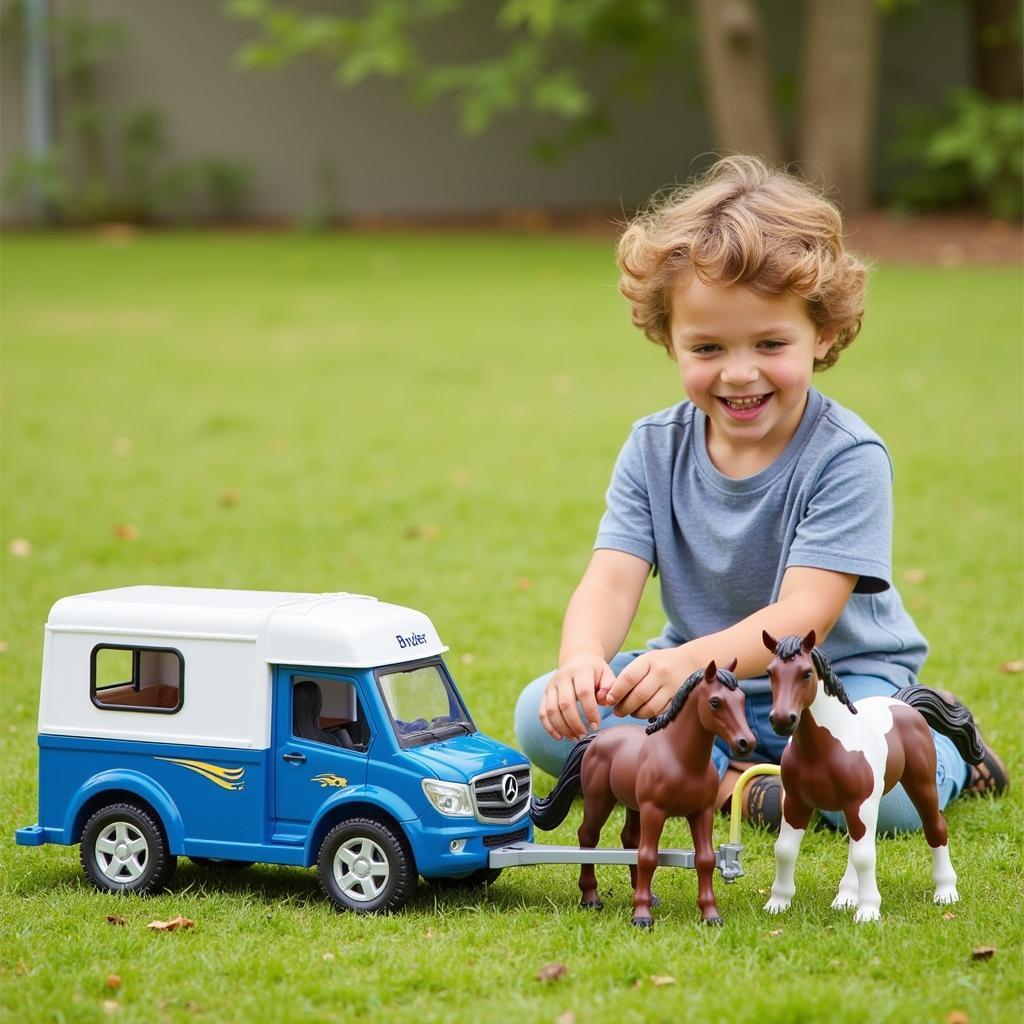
[530,660,755,928]
[762,630,984,922]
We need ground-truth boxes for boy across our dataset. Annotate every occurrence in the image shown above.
[514,155,1007,831]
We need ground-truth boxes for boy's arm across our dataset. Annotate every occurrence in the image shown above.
[540,549,651,740]
[598,566,857,719]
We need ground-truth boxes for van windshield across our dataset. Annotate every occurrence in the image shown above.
[376,662,474,746]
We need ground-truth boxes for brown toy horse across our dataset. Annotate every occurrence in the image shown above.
[762,630,984,923]
[530,660,754,928]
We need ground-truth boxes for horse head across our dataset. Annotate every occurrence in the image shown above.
[696,658,755,758]
[763,629,819,736]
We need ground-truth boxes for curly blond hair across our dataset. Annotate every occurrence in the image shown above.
[617,156,868,370]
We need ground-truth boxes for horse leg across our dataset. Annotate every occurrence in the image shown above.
[831,844,859,910]
[900,734,958,904]
[688,804,722,925]
[764,793,812,914]
[577,787,616,910]
[621,808,661,909]
[846,796,883,923]
[632,805,667,928]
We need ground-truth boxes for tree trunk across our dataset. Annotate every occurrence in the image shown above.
[971,0,1023,100]
[693,0,783,163]
[797,0,880,212]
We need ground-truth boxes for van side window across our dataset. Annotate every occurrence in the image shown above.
[91,646,183,713]
[292,677,369,751]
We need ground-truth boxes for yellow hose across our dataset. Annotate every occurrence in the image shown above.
[729,763,781,845]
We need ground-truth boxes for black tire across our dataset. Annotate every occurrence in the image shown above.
[189,857,253,870]
[317,817,415,914]
[431,867,503,888]
[80,802,177,895]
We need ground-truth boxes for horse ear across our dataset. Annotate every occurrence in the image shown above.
[762,630,778,653]
[801,629,816,653]
[704,660,717,682]
[726,658,738,673]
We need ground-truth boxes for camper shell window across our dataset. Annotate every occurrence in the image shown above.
[90,645,184,713]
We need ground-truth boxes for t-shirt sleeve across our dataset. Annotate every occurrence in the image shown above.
[787,442,894,594]
[593,430,655,565]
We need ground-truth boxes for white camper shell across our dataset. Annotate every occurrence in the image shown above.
[41,586,448,750]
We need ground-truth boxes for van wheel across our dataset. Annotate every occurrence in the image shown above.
[433,867,503,888]
[318,817,415,914]
[189,857,253,870]
[80,802,177,895]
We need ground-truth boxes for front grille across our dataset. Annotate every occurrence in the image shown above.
[471,766,531,824]
[483,827,529,848]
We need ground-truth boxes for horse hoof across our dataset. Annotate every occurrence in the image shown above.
[853,907,881,923]
[831,894,857,911]
[579,898,604,911]
[632,916,654,929]
[703,914,724,927]
[933,888,959,905]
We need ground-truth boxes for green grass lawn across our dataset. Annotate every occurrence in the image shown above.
[1,231,1021,1024]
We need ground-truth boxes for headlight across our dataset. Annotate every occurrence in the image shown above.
[422,779,474,817]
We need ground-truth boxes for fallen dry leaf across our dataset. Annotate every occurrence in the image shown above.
[111,524,139,542]
[218,488,240,508]
[536,962,567,983]
[971,946,996,961]
[111,437,134,457]
[515,576,534,592]
[186,1002,201,1014]
[9,538,32,557]
[946,1011,970,1024]
[756,888,768,896]
[0,641,8,654]
[102,1000,120,1015]
[147,915,195,932]
[460,653,475,665]
[630,978,643,990]
[424,929,436,939]
[943,912,955,921]
[768,929,784,937]
[15,961,27,975]
[106,915,127,927]
[650,975,676,987]
[902,568,927,584]
[405,524,440,541]
[999,660,1024,674]
[105,975,121,990]
[453,468,472,487]
[322,952,334,962]
[555,1012,576,1024]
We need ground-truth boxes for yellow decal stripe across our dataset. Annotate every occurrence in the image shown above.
[155,757,245,791]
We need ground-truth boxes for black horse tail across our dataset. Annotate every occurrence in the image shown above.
[894,686,985,765]
[529,733,597,831]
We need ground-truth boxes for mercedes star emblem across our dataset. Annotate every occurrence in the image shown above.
[501,774,519,803]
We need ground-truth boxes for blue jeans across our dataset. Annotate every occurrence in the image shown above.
[514,651,970,835]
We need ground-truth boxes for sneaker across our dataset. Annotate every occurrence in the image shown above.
[961,743,1010,798]
[743,774,783,831]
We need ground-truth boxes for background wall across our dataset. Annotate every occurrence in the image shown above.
[0,0,974,221]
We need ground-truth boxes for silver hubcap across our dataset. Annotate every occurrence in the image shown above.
[333,837,390,902]
[95,821,149,882]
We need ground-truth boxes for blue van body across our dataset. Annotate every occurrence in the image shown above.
[18,660,533,876]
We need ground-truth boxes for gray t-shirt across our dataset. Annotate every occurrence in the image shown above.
[595,388,928,694]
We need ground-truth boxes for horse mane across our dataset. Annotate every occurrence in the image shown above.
[645,665,740,735]
[773,634,857,715]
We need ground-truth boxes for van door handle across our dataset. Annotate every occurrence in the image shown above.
[282,752,306,764]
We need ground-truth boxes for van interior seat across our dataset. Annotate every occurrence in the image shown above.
[292,680,353,749]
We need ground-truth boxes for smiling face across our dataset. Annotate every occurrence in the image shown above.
[669,277,835,472]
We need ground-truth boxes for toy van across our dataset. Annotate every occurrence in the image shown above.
[15,587,533,913]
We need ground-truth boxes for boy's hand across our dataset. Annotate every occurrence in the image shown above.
[599,649,692,720]
[540,655,615,741]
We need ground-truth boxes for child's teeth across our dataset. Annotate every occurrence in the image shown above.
[727,396,763,408]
